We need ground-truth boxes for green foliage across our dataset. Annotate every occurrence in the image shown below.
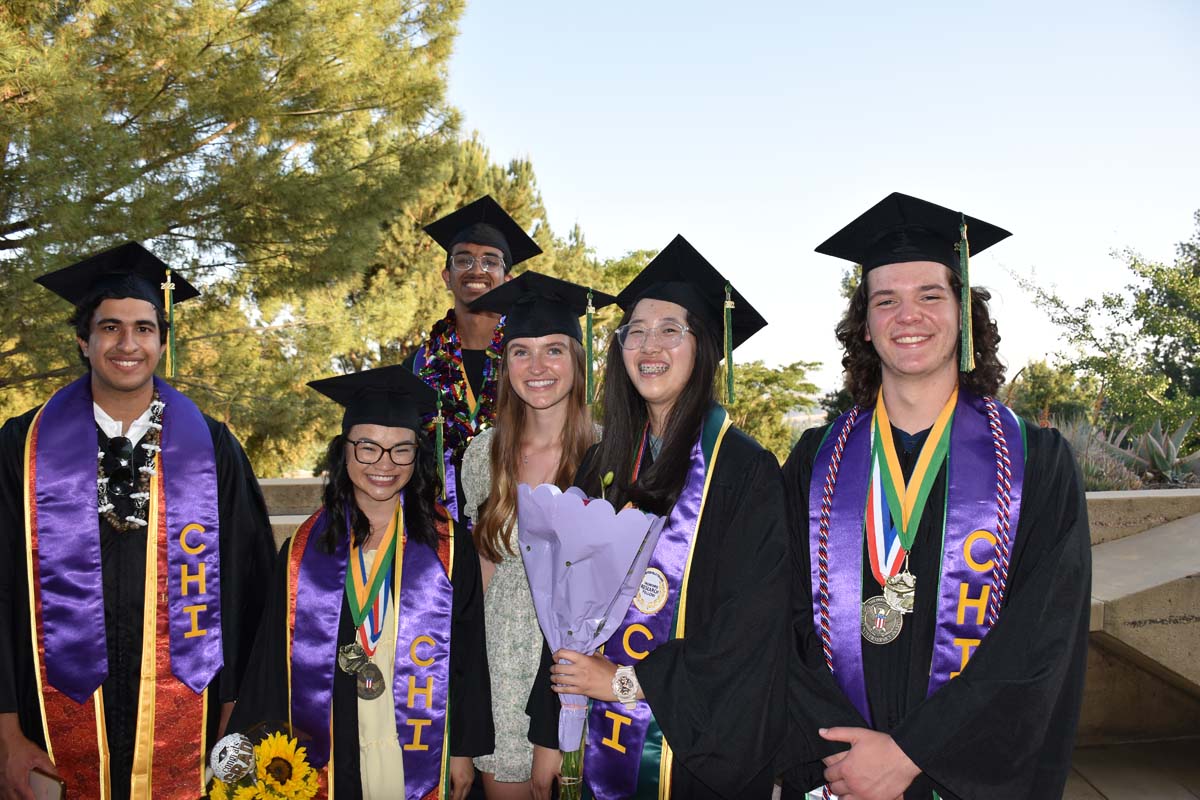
[0,0,467,473]
[820,387,853,422]
[1022,211,1200,444]
[725,360,820,463]
[1001,360,1098,426]
[1103,416,1200,486]
[1054,417,1142,492]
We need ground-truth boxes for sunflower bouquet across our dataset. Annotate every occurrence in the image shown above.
[206,730,320,800]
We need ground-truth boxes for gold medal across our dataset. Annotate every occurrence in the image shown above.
[861,595,902,644]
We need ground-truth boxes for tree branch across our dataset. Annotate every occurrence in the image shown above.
[0,366,75,390]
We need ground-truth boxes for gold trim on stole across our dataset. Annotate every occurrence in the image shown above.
[657,414,733,797]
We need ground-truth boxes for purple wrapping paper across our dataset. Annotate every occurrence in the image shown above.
[517,484,666,750]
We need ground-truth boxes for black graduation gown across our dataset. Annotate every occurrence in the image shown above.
[0,405,277,800]
[228,514,494,800]
[780,420,1092,800]
[527,426,791,799]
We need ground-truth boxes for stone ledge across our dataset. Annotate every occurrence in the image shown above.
[1085,488,1200,546]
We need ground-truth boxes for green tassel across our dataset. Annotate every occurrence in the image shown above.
[958,216,975,373]
[434,394,446,498]
[161,270,176,378]
[585,289,595,404]
[724,283,735,404]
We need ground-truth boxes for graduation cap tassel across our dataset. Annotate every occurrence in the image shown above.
[161,270,176,378]
[724,283,735,404]
[434,394,446,500]
[958,217,975,373]
[585,289,596,404]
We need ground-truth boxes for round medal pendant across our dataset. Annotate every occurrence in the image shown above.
[861,595,903,645]
[356,661,386,700]
[337,642,368,675]
[883,570,916,614]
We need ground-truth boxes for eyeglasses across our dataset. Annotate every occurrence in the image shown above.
[449,254,506,273]
[614,323,691,351]
[348,439,418,466]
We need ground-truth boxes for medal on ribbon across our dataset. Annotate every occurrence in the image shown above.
[861,388,956,644]
[341,504,400,700]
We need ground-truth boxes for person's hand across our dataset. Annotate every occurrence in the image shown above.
[550,650,619,701]
[529,744,560,800]
[0,715,57,800]
[449,755,474,800]
[819,727,919,800]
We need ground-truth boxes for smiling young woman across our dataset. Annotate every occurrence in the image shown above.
[228,365,492,800]
[460,273,616,800]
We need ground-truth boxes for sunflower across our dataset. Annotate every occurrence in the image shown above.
[208,779,231,800]
[231,786,260,800]
[254,732,318,800]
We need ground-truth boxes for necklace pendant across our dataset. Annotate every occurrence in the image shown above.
[861,595,903,644]
[884,570,916,614]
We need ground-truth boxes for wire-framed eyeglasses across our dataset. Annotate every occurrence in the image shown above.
[614,323,692,350]
[449,254,506,273]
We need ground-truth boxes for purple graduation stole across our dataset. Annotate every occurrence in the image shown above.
[27,374,221,797]
[807,390,1026,725]
[287,500,455,800]
[584,406,732,800]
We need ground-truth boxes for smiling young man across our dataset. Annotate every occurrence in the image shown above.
[0,243,275,800]
[781,194,1092,800]
[403,196,542,520]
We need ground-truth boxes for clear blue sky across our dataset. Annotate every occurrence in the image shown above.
[445,1,1200,392]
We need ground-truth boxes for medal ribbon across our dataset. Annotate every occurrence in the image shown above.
[345,504,400,629]
[584,405,731,800]
[865,388,956,586]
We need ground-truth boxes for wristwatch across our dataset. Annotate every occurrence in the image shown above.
[611,664,639,710]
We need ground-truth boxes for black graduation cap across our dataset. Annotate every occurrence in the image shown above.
[34,241,200,308]
[616,235,766,402]
[422,195,542,272]
[815,192,1012,372]
[616,235,766,351]
[468,271,618,343]
[35,241,200,377]
[308,364,440,434]
[814,192,1011,274]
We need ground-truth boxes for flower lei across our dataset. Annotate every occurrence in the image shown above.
[417,309,504,461]
[96,390,165,531]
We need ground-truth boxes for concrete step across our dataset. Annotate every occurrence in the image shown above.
[1090,512,1200,689]
[1086,488,1200,546]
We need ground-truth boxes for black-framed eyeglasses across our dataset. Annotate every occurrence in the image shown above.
[614,323,692,351]
[348,439,418,466]
[449,254,506,273]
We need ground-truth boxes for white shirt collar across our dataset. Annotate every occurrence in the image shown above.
[93,402,155,445]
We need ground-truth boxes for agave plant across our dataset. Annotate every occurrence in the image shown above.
[1054,417,1142,492]
[1102,416,1200,486]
